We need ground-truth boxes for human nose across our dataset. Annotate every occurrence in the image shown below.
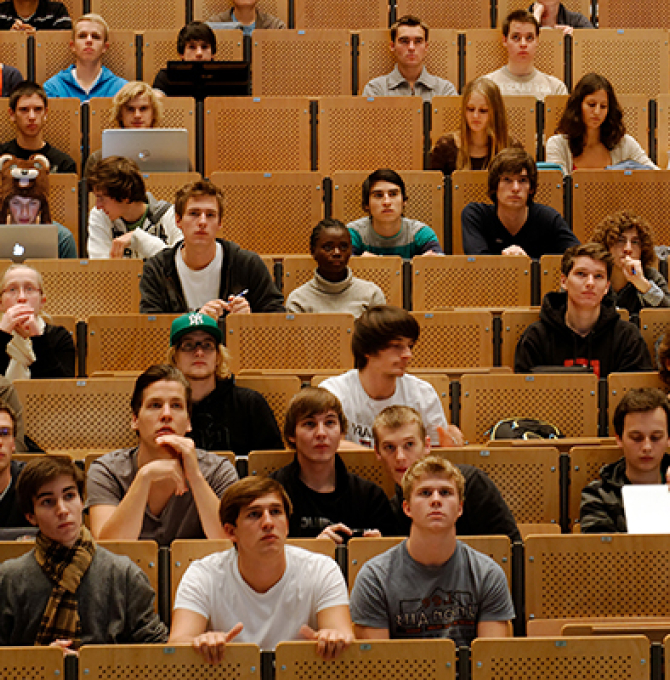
[160,403,172,419]
[261,509,274,527]
[401,344,412,359]
[315,422,327,437]
[430,490,442,504]
[55,497,68,515]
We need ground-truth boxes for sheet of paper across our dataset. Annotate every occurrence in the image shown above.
[623,484,670,534]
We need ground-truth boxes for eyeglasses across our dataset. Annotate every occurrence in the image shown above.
[1,284,42,296]
[177,339,217,353]
[0,427,12,438]
[616,236,641,247]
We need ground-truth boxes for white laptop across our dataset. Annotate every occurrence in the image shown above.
[0,224,59,261]
[623,484,670,533]
[102,128,190,173]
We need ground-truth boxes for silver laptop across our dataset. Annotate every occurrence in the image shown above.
[102,128,189,172]
[0,224,59,261]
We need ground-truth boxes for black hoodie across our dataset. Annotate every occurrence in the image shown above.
[514,291,653,378]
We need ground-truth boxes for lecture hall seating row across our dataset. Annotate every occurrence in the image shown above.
[27,0,670,31]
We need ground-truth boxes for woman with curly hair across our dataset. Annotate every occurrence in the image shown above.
[546,73,657,175]
[592,210,670,315]
[430,77,522,176]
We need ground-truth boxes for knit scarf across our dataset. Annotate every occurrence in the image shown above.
[3,315,46,381]
[33,525,96,649]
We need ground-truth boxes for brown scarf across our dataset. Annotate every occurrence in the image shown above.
[33,526,96,649]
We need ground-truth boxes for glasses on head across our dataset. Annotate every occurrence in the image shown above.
[0,427,12,438]
[1,284,42,296]
[177,339,217,353]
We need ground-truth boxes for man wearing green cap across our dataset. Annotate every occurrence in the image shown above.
[86,363,238,545]
[167,312,283,456]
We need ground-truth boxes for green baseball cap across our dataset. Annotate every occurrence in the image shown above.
[170,312,222,346]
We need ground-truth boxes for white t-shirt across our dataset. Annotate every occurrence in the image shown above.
[176,242,223,311]
[320,370,448,447]
[173,544,349,650]
[484,66,567,101]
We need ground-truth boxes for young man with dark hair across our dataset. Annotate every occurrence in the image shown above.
[208,0,285,34]
[86,364,238,546]
[0,399,32,529]
[362,14,456,102]
[153,22,216,96]
[0,0,71,32]
[270,386,395,543]
[461,148,578,257]
[484,9,567,100]
[515,243,653,377]
[43,14,126,102]
[140,179,284,315]
[350,455,514,646]
[0,455,167,648]
[87,156,180,259]
[373,405,520,541]
[346,168,443,258]
[167,312,283,456]
[580,388,670,533]
[169,476,353,663]
[0,82,76,173]
[321,305,463,448]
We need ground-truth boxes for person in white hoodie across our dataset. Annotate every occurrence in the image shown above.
[87,156,180,259]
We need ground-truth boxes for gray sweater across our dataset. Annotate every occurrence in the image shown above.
[0,547,167,645]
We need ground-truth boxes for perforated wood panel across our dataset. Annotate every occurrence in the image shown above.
[412,255,532,308]
[193,0,289,24]
[30,259,142,321]
[89,96,199,169]
[525,534,670,620]
[639,309,670,363]
[572,29,670,98]
[142,172,201,204]
[294,0,388,29]
[357,29,459,95]
[410,310,494,368]
[539,253,562,298]
[87,314,179,374]
[141,29,243,85]
[464,28,565,84]
[0,30,28,76]
[331,170,445,248]
[571,170,670,245]
[0,647,63,680]
[281,254,403,305]
[450,169,564,253]
[204,97,311,174]
[544,94,651,154]
[48,174,78,247]
[317,97,423,173]
[397,0,490,28]
[443,446,560,523]
[599,0,670,28]
[13,377,137,450]
[460,373,598,444]
[90,0,187,29]
[607,371,666,435]
[35,30,138,83]
[79,644,260,680]
[430,95,463,146]
[497,0,591,25]
[568,445,624,526]
[209,172,323,253]
[97,540,159,605]
[235,375,302,429]
[226,313,354,372]
[252,30,351,96]
[347,535,512,590]
[277,638,455,680]
[471,636,649,680]
[504,95,539,157]
[500,308,540,369]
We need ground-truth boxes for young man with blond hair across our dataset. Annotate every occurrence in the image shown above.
[350,455,514,646]
[43,13,126,102]
[169,476,353,663]
[373,405,520,540]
